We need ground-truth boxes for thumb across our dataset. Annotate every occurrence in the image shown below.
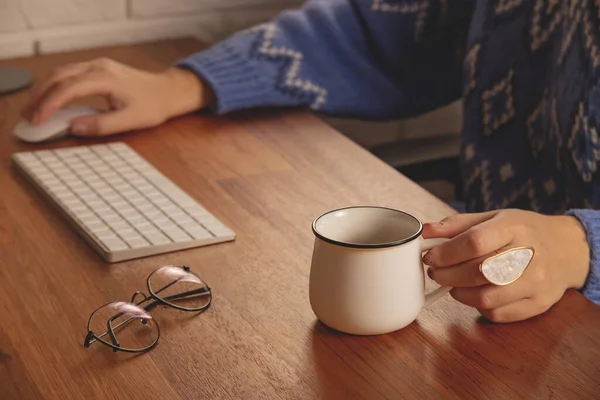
[423,211,499,238]
[70,110,133,136]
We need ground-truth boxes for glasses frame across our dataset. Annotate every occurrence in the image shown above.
[84,265,212,353]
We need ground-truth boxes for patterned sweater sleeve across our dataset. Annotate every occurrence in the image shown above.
[566,209,600,305]
[175,0,475,119]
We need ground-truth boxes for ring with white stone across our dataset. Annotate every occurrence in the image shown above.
[479,246,535,286]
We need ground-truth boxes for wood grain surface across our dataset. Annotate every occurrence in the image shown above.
[1,39,600,400]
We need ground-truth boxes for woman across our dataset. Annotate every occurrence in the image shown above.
[21,0,600,322]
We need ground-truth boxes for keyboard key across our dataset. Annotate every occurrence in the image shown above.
[143,209,162,219]
[70,162,85,170]
[122,171,138,180]
[94,165,110,173]
[137,203,154,212]
[130,178,146,186]
[121,189,137,198]
[203,219,225,229]
[125,215,145,225]
[116,227,139,237]
[88,221,108,232]
[160,221,178,230]
[82,216,101,225]
[163,227,191,242]
[150,193,168,201]
[42,179,61,188]
[13,153,35,162]
[76,188,92,197]
[185,227,213,240]
[137,184,153,193]
[138,225,159,234]
[153,216,169,225]
[70,203,89,212]
[146,232,171,245]
[100,155,118,162]
[81,194,99,202]
[103,214,123,224]
[96,231,117,240]
[166,208,185,218]
[56,192,76,202]
[129,194,145,204]
[179,220,200,230]
[210,226,234,237]
[108,143,130,152]
[124,237,149,248]
[102,194,120,203]
[120,207,138,218]
[62,198,83,208]
[195,215,217,225]
[173,215,194,225]
[101,238,128,251]
[161,203,178,212]
[90,204,108,212]
[67,182,86,191]
[109,221,128,230]
[186,207,207,218]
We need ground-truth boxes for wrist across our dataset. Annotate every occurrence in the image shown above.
[159,67,215,119]
[552,215,591,289]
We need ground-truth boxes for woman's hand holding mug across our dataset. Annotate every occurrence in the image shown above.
[422,209,590,323]
[308,207,591,335]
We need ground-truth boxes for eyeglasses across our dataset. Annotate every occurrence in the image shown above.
[83,265,212,353]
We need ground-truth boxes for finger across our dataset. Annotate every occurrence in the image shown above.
[478,298,552,323]
[427,259,486,287]
[423,218,514,267]
[450,276,533,310]
[71,110,133,136]
[23,63,92,120]
[422,211,499,238]
[35,74,109,124]
[428,243,520,287]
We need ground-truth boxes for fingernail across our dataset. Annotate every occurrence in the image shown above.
[71,123,87,135]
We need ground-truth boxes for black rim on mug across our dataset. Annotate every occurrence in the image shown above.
[311,205,424,249]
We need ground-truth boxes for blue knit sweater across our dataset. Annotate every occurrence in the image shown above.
[176,0,600,305]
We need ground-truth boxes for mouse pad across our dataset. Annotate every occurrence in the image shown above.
[0,66,33,95]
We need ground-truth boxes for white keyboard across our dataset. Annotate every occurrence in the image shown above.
[12,143,235,262]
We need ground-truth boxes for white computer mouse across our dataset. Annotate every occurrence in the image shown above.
[14,105,101,143]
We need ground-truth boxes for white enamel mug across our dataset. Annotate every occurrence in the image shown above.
[309,206,450,335]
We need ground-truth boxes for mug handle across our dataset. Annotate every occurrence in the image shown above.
[421,238,452,308]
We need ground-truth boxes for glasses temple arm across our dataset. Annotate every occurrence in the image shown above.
[159,286,211,302]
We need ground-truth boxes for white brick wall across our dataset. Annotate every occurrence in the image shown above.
[20,0,127,29]
[0,0,303,59]
[0,0,28,34]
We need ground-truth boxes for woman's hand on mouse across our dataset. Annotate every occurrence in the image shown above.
[22,58,215,136]
[422,209,590,323]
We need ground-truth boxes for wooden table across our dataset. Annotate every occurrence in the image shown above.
[1,39,600,400]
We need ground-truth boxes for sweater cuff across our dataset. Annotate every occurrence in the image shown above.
[565,209,600,305]
[174,41,270,115]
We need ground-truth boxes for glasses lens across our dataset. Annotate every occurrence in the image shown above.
[89,302,158,351]
[148,266,211,311]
